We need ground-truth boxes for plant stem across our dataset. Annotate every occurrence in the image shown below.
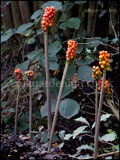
[48,61,69,153]
[29,80,32,140]
[93,70,106,159]
[106,98,119,120]
[15,83,20,135]
[44,31,52,140]
[95,81,98,123]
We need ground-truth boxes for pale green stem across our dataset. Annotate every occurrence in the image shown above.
[95,81,98,123]
[15,83,20,135]
[44,31,52,140]
[93,70,106,159]
[106,98,119,120]
[29,80,32,140]
[48,61,69,153]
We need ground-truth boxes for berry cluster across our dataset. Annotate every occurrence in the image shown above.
[92,66,102,81]
[14,68,23,84]
[25,70,34,81]
[66,40,77,61]
[41,6,55,32]
[98,78,111,97]
[99,50,110,71]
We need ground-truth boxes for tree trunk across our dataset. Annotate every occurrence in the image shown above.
[1,1,14,31]
[11,1,23,28]
[18,1,31,24]
[108,1,118,36]
[87,1,96,36]
[33,1,39,11]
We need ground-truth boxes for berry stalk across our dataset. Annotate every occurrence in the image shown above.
[29,80,32,140]
[15,83,20,135]
[93,70,106,159]
[95,81,98,123]
[48,61,69,153]
[44,31,52,140]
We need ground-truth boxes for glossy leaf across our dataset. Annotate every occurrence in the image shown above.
[41,1,62,11]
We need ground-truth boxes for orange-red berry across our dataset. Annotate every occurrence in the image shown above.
[66,40,77,61]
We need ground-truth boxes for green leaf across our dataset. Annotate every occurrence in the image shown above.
[67,18,80,30]
[66,64,76,81]
[26,37,36,45]
[59,99,80,119]
[19,112,29,132]
[41,1,62,11]
[16,60,30,74]
[76,44,84,54]
[86,37,102,48]
[59,130,66,140]
[48,41,62,56]
[16,23,34,34]
[73,126,88,139]
[100,133,116,142]
[63,2,73,11]
[59,142,64,149]
[27,49,43,61]
[64,134,72,140]
[41,132,59,143]
[59,22,68,30]
[75,116,90,126]
[36,29,43,35]
[59,13,67,22]
[74,1,87,5]
[31,10,43,20]
[49,56,58,70]
[62,82,72,98]
[1,101,7,107]
[3,108,15,113]
[1,29,14,43]
[40,99,57,118]
[32,75,45,92]
[76,57,94,65]
[77,66,93,82]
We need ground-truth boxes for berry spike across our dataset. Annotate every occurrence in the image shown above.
[66,40,77,61]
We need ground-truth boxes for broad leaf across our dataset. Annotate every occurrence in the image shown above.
[59,13,67,22]
[66,64,76,80]
[3,108,15,113]
[59,130,66,140]
[86,37,102,48]
[100,133,116,142]
[63,2,73,11]
[67,18,80,30]
[76,57,94,65]
[59,22,68,30]
[27,49,43,61]
[48,41,62,56]
[74,1,87,5]
[77,66,93,82]
[16,60,30,73]
[75,116,90,126]
[49,56,58,70]
[59,99,80,119]
[76,44,84,54]
[64,134,72,140]
[31,10,43,20]
[41,1,62,11]
[1,101,7,108]
[16,23,34,34]
[1,29,14,43]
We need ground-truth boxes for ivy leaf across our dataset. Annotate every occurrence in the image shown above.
[77,66,93,82]
[27,49,43,61]
[59,13,67,22]
[100,133,116,142]
[59,99,80,119]
[16,23,34,34]
[73,126,88,139]
[16,60,30,74]
[64,134,72,140]
[63,2,73,11]
[66,64,76,81]
[41,1,62,11]
[67,18,80,30]
[75,116,90,126]
[1,29,14,43]
[49,56,58,70]
[48,41,62,56]
[59,130,66,140]
[31,10,43,20]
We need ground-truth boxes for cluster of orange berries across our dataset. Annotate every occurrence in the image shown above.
[25,70,34,81]
[41,6,55,31]
[66,40,77,61]
[92,66,102,81]
[99,50,110,71]
[14,68,23,84]
[98,78,111,97]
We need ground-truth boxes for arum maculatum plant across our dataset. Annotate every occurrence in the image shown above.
[25,70,34,140]
[92,66,102,123]
[14,68,23,135]
[93,50,111,159]
[41,6,56,140]
[48,40,77,153]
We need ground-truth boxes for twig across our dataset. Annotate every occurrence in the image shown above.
[106,98,119,120]
[93,70,106,159]
[44,31,52,140]
[15,83,20,135]
[48,61,69,153]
